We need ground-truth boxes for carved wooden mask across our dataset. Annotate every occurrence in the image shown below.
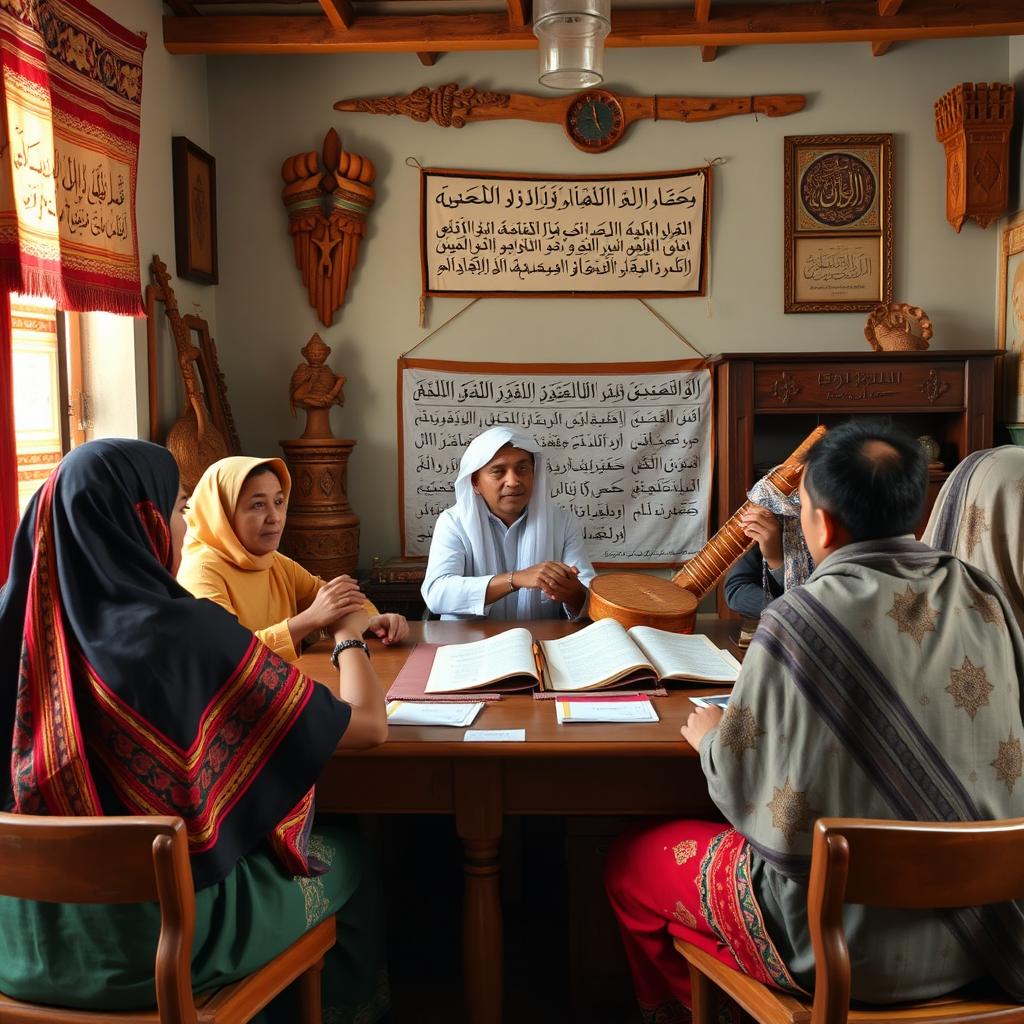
[281,129,376,325]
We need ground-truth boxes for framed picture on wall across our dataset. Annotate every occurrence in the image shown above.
[172,136,218,285]
[783,133,893,313]
[997,209,1024,424]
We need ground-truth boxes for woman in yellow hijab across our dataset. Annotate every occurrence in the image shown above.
[178,456,408,663]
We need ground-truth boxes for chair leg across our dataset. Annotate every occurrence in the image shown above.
[688,963,714,1024]
[296,956,325,1024]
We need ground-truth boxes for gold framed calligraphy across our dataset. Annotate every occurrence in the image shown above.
[784,134,893,313]
[421,167,710,298]
[172,137,218,285]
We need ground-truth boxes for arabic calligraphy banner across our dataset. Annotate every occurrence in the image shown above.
[399,358,712,567]
[421,167,710,298]
[0,0,146,315]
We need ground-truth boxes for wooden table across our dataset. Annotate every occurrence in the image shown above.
[300,617,737,1024]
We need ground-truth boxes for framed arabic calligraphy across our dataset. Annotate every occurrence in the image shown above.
[172,136,218,285]
[784,134,893,313]
[421,167,710,298]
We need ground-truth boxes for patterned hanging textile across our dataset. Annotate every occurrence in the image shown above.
[0,0,146,315]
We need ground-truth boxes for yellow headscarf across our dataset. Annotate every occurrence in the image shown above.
[183,456,292,572]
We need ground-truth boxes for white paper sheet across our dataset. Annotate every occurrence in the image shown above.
[386,701,485,727]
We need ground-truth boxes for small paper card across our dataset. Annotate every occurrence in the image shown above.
[690,694,731,710]
[386,701,485,727]
[464,729,526,742]
[556,696,659,724]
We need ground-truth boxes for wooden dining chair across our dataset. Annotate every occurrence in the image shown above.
[676,816,1024,1024]
[0,812,336,1023]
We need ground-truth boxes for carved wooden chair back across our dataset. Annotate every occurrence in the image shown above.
[0,811,335,1024]
[676,815,1024,1024]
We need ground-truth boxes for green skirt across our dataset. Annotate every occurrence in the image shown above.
[0,822,388,1024]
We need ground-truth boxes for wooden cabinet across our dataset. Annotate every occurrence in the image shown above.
[709,350,998,616]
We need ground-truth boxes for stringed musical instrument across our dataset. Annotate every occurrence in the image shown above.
[671,425,827,600]
[150,255,229,492]
[588,572,697,633]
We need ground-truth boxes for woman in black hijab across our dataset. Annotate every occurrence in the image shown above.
[0,439,388,1018]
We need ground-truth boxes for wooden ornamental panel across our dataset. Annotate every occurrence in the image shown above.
[754,361,964,412]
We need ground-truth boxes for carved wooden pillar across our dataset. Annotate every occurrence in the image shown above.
[934,82,1014,233]
[279,438,360,579]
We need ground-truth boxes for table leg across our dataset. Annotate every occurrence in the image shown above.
[455,759,504,1024]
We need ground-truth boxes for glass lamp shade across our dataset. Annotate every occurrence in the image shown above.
[532,0,611,89]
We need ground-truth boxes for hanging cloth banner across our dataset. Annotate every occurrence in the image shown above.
[421,166,710,300]
[399,358,713,568]
[0,0,146,315]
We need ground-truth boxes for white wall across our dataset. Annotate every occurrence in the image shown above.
[91,0,214,440]
[206,38,1008,564]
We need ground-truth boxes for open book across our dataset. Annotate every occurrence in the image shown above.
[424,617,741,695]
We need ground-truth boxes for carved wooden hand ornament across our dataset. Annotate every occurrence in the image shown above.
[282,128,376,326]
[335,83,805,154]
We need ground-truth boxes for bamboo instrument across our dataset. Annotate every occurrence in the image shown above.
[671,425,827,600]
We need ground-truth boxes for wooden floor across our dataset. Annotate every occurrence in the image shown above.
[382,815,640,1024]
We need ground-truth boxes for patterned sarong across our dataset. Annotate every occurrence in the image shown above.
[0,0,145,314]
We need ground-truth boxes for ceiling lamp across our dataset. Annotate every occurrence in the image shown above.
[532,0,611,90]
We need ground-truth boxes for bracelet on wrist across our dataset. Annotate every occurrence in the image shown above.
[508,570,518,594]
[330,638,370,668]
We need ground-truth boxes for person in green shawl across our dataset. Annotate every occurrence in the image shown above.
[606,421,1024,1024]
[0,440,389,1022]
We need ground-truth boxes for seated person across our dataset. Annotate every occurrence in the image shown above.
[605,421,1024,1020]
[0,440,388,1018]
[923,444,1024,630]
[724,495,813,617]
[178,456,408,663]
[422,426,596,620]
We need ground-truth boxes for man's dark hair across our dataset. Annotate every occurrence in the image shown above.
[802,420,927,541]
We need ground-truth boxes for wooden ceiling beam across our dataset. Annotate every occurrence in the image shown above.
[506,0,527,29]
[163,2,1024,55]
[319,0,354,30]
[871,0,901,55]
[693,0,717,62]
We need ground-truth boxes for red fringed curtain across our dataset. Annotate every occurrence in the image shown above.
[0,0,146,581]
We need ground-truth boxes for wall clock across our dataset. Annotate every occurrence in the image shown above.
[564,89,625,152]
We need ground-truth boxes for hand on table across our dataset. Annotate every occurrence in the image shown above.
[680,704,723,749]
[368,612,409,646]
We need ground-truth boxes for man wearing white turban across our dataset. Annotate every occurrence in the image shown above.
[421,427,596,620]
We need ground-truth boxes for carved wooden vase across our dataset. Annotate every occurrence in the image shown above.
[279,438,360,579]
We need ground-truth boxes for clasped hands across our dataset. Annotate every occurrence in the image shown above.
[515,560,584,604]
[306,575,409,646]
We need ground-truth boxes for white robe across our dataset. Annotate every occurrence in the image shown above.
[421,427,596,620]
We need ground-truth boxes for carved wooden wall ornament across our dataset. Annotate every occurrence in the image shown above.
[281,128,376,326]
[934,82,1014,232]
[335,84,805,154]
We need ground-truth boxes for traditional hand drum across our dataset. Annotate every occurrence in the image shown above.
[588,573,698,633]
[671,425,827,600]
